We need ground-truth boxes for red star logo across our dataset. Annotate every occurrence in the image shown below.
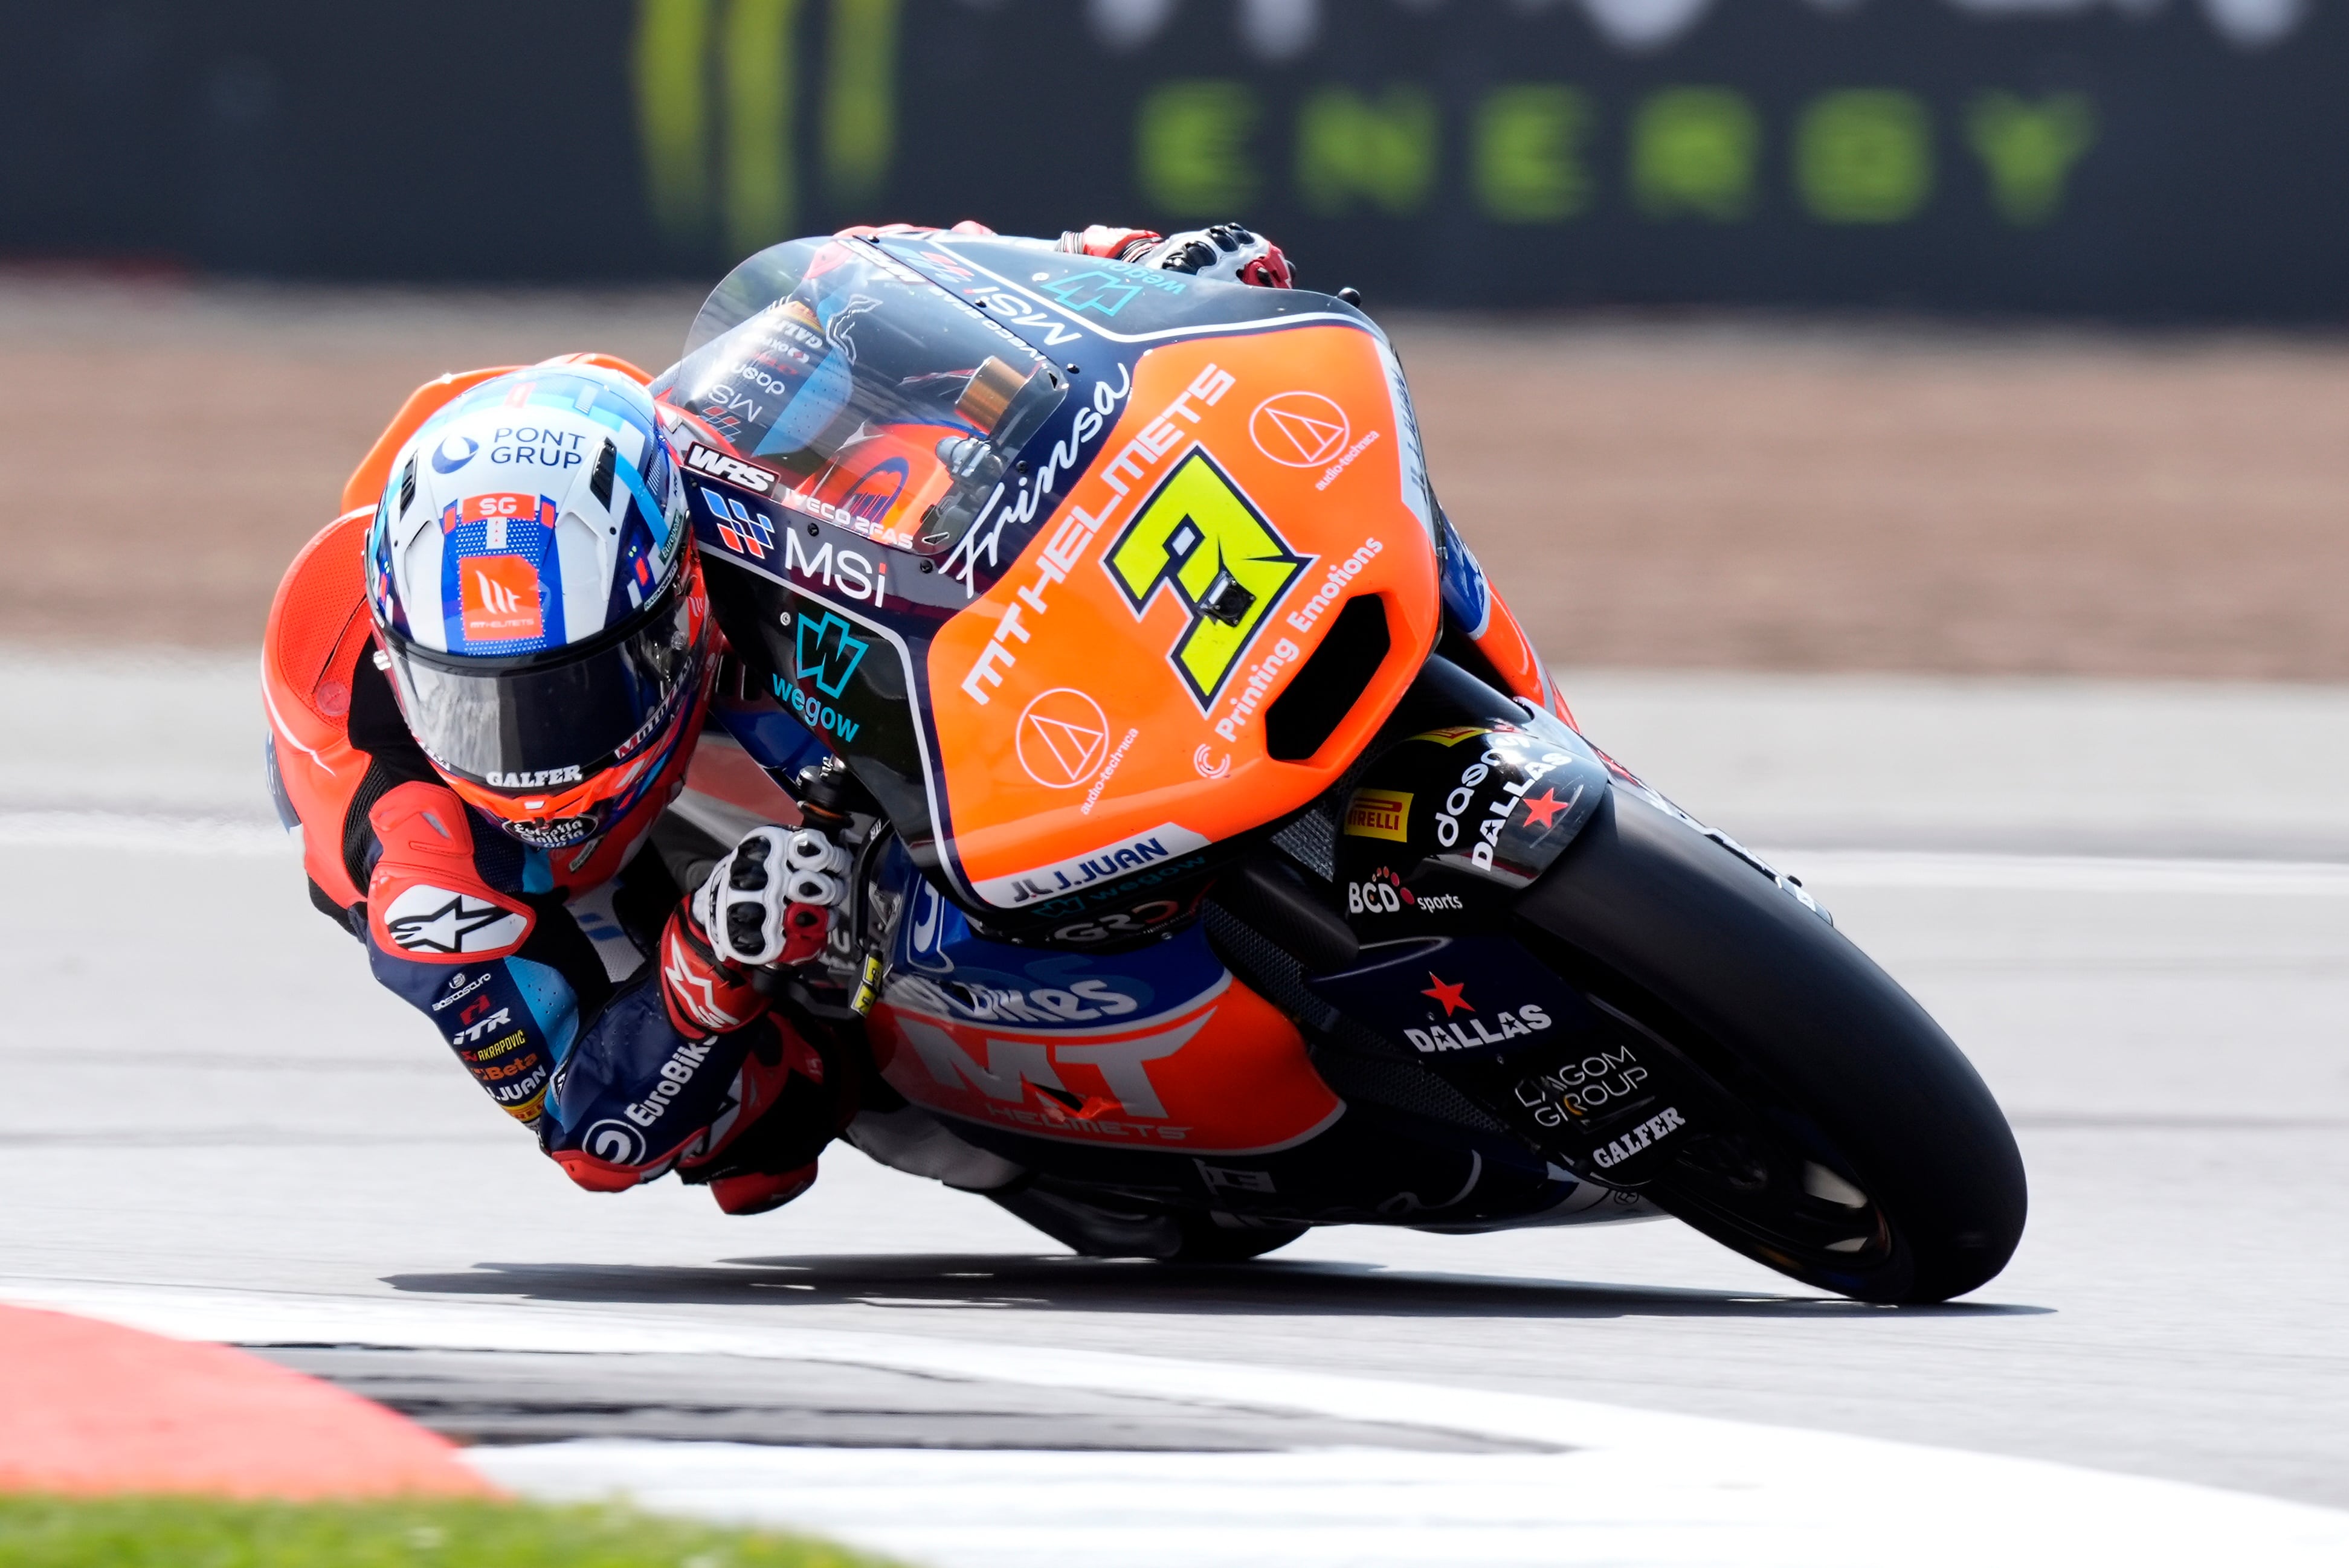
[1519,788,1569,830]
[1421,972,1471,1016]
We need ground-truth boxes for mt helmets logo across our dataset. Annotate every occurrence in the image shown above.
[460,556,542,643]
[1017,688,1110,788]
[1249,391,1350,469]
[794,611,869,699]
[1105,450,1307,709]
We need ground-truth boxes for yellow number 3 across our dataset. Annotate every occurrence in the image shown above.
[1106,451,1308,707]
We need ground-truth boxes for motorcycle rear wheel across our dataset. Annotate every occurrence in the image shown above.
[1512,786,2027,1305]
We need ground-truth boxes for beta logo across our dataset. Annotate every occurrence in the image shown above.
[1104,449,1307,710]
[1402,972,1554,1053]
[460,556,542,643]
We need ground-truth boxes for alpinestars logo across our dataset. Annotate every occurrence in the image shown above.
[794,611,869,699]
[385,890,528,954]
[663,925,750,1034]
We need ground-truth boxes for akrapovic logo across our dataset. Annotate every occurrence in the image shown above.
[683,442,775,495]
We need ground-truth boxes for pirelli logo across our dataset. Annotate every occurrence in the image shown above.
[1343,789,1412,842]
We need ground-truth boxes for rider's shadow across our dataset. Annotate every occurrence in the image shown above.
[381,1254,2047,1319]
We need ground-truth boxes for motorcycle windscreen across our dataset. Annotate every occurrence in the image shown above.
[654,238,1069,556]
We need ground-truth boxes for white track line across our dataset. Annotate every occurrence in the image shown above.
[0,810,288,855]
[5,1279,2344,1567]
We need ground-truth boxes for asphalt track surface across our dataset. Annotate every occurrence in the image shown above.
[5,652,2348,1563]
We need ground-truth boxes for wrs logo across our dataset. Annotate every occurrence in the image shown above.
[1106,449,1307,708]
[794,611,869,699]
[461,556,542,643]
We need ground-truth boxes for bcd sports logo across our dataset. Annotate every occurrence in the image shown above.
[1104,450,1307,709]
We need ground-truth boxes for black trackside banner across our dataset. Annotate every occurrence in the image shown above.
[4,1,2345,319]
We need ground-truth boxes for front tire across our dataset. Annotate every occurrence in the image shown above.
[1513,787,2027,1303]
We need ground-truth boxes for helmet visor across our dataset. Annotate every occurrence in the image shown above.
[381,576,702,791]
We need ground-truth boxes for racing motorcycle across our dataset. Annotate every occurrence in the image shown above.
[648,233,2026,1305]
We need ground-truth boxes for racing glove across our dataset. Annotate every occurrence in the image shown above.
[659,825,850,1036]
[1138,223,1294,288]
[1060,223,1294,289]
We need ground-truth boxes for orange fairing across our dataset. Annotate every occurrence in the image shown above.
[262,509,378,906]
[927,326,1439,910]
[1474,579,1575,728]
[338,367,521,517]
[870,972,1341,1155]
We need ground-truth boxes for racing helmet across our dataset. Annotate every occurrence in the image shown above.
[366,361,711,851]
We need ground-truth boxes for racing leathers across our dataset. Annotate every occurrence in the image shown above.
[265,220,1293,1215]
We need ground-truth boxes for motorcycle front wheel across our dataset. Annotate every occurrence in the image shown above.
[1512,786,2028,1305]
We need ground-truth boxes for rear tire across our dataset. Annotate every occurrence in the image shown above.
[1513,787,2027,1303]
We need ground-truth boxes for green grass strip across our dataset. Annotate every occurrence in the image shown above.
[0,1493,902,1568]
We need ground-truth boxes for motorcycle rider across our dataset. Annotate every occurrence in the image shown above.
[263,222,1293,1216]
